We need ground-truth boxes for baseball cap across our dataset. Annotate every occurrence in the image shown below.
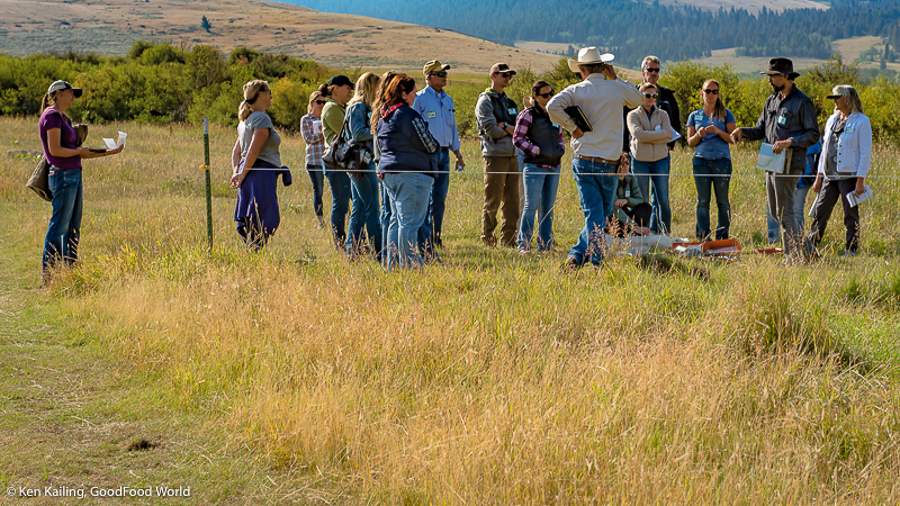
[326,74,354,88]
[423,60,451,76]
[47,80,83,98]
[490,62,516,75]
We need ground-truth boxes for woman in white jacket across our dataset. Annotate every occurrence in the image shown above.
[808,85,871,256]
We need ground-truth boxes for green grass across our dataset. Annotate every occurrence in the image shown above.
[1,115,899,504]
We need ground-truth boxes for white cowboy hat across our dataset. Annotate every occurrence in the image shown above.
[567,47,615,73]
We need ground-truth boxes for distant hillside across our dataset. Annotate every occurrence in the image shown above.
[278,0,900,67]
[0,0,559,73]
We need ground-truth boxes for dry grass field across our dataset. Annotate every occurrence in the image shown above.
[2,113,900,503]
[0,0,560,73]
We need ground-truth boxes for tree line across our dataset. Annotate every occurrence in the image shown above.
[281,0,900,66]
[4,43,900,145]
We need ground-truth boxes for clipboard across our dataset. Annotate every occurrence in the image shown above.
[756,143,788,173]
[564,106,593,133]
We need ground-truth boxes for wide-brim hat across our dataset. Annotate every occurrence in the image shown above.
[761,57,800,80]
[47,80,83,98]
[568,47,614,73]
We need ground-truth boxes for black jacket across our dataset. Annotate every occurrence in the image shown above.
[742,85,819,173]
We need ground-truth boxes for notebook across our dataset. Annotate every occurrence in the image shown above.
[756,143,788,173]
[563,106,593,133]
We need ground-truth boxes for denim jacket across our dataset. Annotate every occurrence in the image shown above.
[345,101,374,152]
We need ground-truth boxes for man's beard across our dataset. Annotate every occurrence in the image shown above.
[771,82,785,92]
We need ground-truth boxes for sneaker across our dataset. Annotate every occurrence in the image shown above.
[316,217,325,229]
[841,250,858,258]
[518,249,531,256]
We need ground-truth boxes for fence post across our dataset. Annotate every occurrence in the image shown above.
[203,117,213,252]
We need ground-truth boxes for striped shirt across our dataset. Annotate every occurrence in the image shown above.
[301,113,324,168]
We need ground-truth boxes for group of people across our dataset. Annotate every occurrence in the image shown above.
[217,51,878,270]
[37,50,872,277]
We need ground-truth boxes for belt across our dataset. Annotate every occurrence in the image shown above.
[440,146,450,151]
[574,153,620,166]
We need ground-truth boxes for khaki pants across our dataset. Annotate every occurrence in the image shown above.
[482,156,521,247]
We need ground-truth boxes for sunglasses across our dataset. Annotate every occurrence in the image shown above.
[314,99,327,105]
[537,91,554,98]
[499,72,514,78]
[643,93,658,99]
[703,89,720,95]
[645,68,661,73]
[431,71,448,78]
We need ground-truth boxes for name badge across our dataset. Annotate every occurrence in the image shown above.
[777,112,789,127]
[845,125,856,134]
[625,190,631,198]
[367,111,372,119]
[508,107,517,116]
[426,110,437,120]
[694,113,704,122]
[551,123,559,129]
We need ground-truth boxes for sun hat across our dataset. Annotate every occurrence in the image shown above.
[761,57,800,80]
[567,47,615,73]
[489,62,516,75]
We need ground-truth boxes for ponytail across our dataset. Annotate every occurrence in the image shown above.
[238,80,269,122]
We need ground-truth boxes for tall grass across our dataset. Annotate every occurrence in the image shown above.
[2,116,899,503]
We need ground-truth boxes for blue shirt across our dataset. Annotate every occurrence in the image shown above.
[687,108,736,160]
[412,85,460,151]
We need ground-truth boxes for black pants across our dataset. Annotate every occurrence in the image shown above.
[607,202,652,237]
[808,178,860,252]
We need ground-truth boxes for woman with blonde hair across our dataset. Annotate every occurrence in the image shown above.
[686,78,736,240]
[39,80,124,281]
[300,90,328,228]
[344,72,383,260]
[628,81,674,235]
[231,79,291,250]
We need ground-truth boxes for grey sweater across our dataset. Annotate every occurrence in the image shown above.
[475,89,518,157]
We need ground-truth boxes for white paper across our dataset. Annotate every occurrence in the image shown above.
[808,193,819,217]
[756,143,786,173]
[670,127,682,142]
[102,131,127,150]
[846,184,872,207]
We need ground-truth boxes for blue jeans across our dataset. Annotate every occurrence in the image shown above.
[420,148,451,252]
[43,168,83,276]
[306,164,324,218]
[767,185,811,242]
[692,157,733,240]
[324,166,351,249]
[379,178,392,264]
[631,155,671,234]
[518,163,560,251]
[569,158,619,265]
[383,172,433,270]
[347,165,382,258]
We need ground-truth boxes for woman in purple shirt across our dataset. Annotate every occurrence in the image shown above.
[39,80,124,281]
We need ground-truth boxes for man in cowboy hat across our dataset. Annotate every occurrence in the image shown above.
[475,62,520,248]
[732,57,819,261]
[547,47,643,270]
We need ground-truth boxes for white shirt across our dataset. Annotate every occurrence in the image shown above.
[818,111,871,179]
[547,74,643,160]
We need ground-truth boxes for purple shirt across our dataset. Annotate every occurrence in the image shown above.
[39,108,81,170]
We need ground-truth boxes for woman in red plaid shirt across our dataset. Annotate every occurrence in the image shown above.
[513,80,565,254]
